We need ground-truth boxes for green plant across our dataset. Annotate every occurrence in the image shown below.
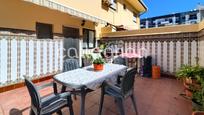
[93,57,105,65]
[178,65,204,111]
[192,90,204,111]
[99,43,107,50]
[176,65,204,80]
[83,54,93,61]
[192,78,204,111]
[194,66,204,84]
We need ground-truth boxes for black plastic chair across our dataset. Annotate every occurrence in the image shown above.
[113,56,127,84]
[63,58,79,72]
[98,68,138,115]
[62,58,80,100]
[24,78,74,115]
[113,56,126,66]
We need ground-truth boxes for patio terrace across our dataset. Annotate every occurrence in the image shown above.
[0,77,192,115]
[0,7,203,115]
[1,1,204,115]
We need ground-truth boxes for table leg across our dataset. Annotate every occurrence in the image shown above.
[61,85,66,93]
[80,87,86,115]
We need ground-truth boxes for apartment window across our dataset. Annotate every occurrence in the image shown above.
[133,13,137,23]
[36,22,53,39]
[63,26,79,38]
[110,0,117,10]
[123,4,126,10]
[189,14,197,20]
[83,29,96,49]
[169,18,173,23]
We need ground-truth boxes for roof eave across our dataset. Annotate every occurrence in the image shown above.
[126,0,147,13]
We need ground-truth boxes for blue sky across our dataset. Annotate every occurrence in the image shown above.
[141,0,204,19]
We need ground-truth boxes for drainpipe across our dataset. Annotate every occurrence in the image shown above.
[139,9,147,29]
[139,10,147,17]
[138,0,148,16]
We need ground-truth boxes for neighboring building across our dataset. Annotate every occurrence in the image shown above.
[140,7,204,29]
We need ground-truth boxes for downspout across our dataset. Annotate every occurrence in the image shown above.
[138,9,147,29]
[138,0,148,29]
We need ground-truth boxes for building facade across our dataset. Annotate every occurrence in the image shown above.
[0,0,147,86]
[0,0,146,34]
[0,0,147,55]
[140,8,204,29]
[0,0,147,48]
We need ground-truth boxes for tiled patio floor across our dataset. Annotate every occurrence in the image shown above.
[0,77,192,115]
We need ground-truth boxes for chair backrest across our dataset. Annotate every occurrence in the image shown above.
[63,58,79,72]
[24,78,41,113]
[113,56,126,65]
[121,68,137,96]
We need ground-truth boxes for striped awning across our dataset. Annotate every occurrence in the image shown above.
[23,0,107,24]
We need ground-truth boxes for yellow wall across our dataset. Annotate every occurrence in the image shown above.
[0,0,144,37]
[51,0,141,29]
[0,0,95,36]
[199,20,204,67]
[198,20,204,31]
[113,0,140,29]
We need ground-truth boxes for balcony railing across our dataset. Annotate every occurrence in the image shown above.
[0,33,63,87]
[101,33,199,74]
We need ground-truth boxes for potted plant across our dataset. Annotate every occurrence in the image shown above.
[192,77,204,111]
[83,54,93,67]
[93,57,105,71]
[192,91,204,111]
[176,65,195,84]
[176,65,204,98]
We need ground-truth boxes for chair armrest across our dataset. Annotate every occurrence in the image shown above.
[36,82,54,90]
[103,82,121,93]
[58,92,71,98]
[36,82,58,94]
[127,67,133,71]
[41,92,72,111]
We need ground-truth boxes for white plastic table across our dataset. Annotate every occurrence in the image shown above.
[54,63,127,115]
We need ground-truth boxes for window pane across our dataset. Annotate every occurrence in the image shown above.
[63,27,79,38]
[36,23,53,39]
[88,31,94,48]
[133,13,137,23]
[83,29,88,48]
[83,29,95,49]
[110,0,117,10]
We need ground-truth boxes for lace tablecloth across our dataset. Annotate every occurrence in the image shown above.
[54,63,127,90]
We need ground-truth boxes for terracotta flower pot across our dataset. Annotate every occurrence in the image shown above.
[185,89,193,97]
[183,78,202,92]
[183,82,190,89]
[94,64,104,71]
[185,78,193,85]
